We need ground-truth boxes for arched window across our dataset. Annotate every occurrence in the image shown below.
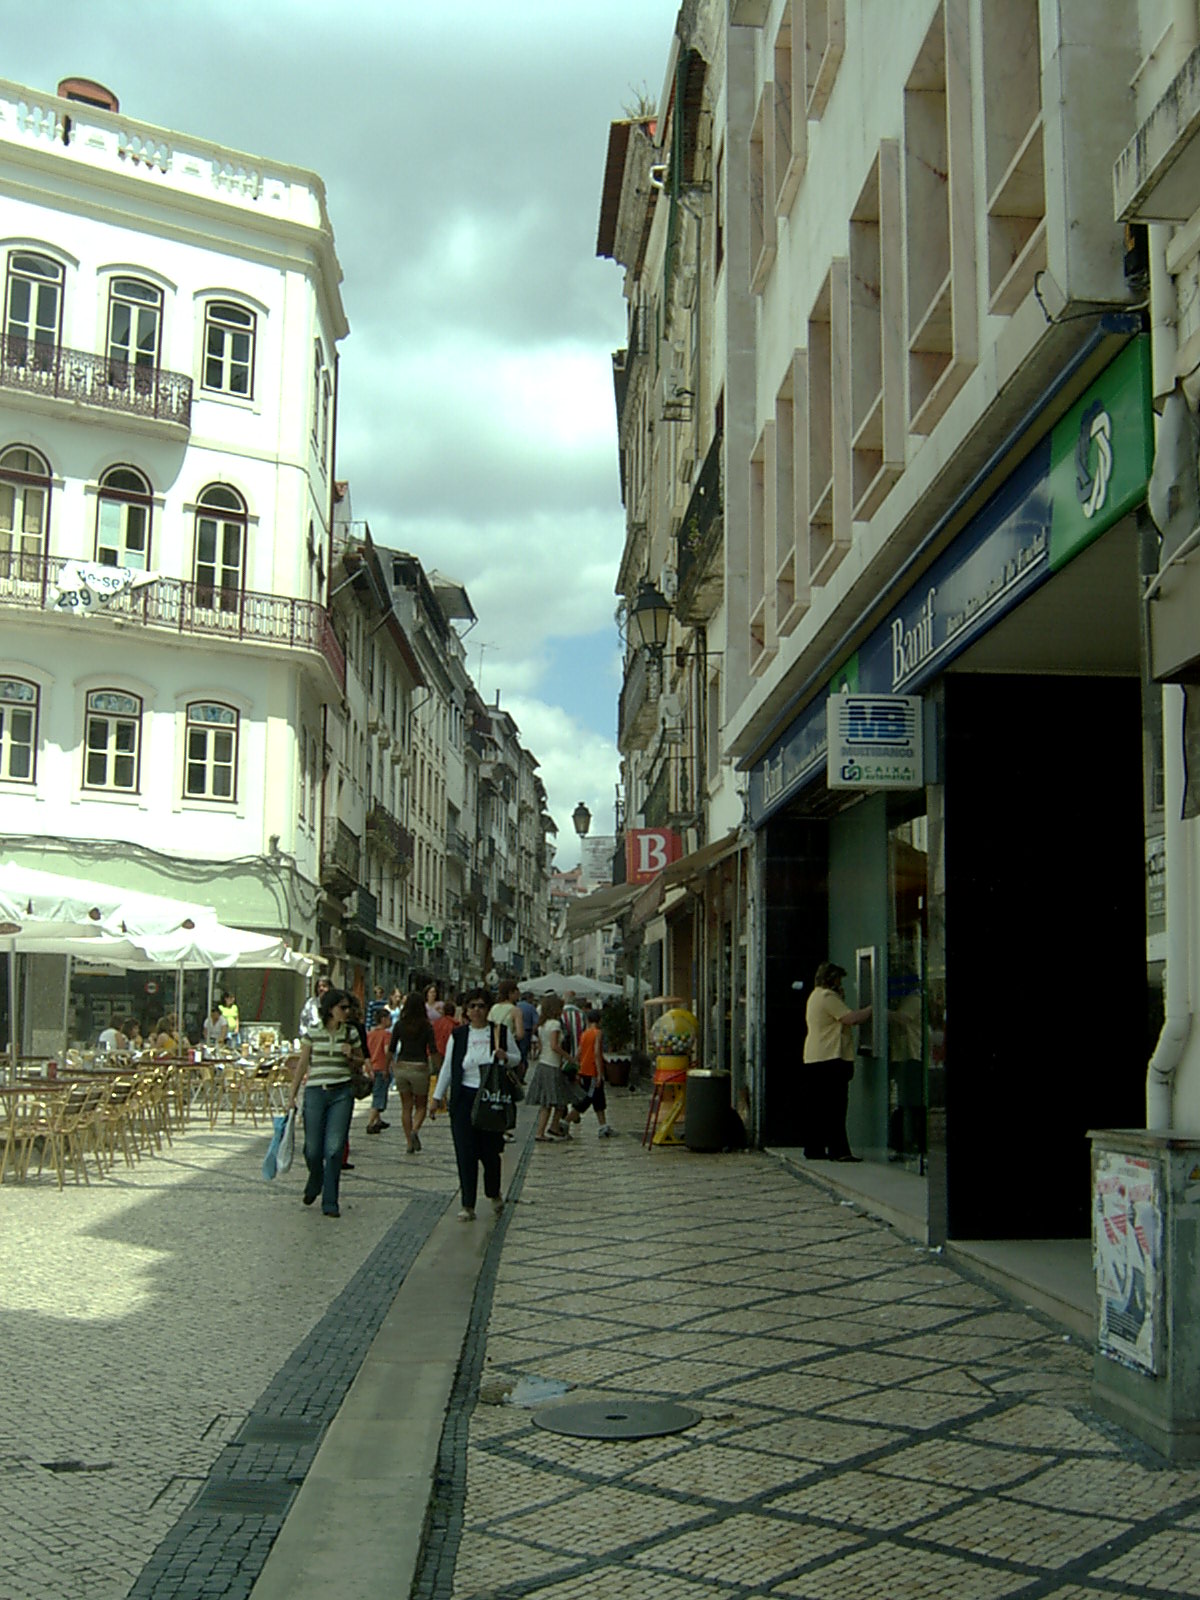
[96,465,152,569]
[4,252,63,365]
[0,676,38,783]
[202,301,255,397]
[194,484,247,610]
[0,445,51,581]
[184,701,238,801]
[84,689,141,792]
[107,277,162,375]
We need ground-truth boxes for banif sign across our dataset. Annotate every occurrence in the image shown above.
[827,695,923,790]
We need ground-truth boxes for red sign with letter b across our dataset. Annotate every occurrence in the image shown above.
[624,827,682,884]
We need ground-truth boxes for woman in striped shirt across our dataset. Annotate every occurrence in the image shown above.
[287,987,362,1217]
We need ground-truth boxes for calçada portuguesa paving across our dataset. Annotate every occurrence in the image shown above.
[4,1091,1200,1600]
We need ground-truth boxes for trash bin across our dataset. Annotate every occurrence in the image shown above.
[685,1070,730,1152]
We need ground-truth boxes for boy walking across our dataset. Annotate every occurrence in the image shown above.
[572,1009,615,1137]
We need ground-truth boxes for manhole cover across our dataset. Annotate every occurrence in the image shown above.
[480,1374,572,1408]
[533,1399,701,1440]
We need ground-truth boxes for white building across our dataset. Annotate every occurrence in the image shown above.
[0,75,347,1034]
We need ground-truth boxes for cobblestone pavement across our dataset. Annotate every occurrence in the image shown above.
[0,1095,460,1600]
[418,1096,1200,1600]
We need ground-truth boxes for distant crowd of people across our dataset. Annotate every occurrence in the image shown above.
[288,975,617,1220]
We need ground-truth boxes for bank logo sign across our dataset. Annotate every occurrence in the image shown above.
[827,694,923,790]
[1076,400,1112,521]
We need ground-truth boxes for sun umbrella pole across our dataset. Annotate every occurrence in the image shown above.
[61,953,72,1064]
[7,950,16,1082]
[206,968,214,1037]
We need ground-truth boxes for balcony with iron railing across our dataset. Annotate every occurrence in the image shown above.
[365,801,413,866]
[0,336,192,432]
[675,430,724,625]
[320,817,360,893]
[0,552,345,694]
[494,882,515,911]
[617,647,659,753]
[446,825,471,863]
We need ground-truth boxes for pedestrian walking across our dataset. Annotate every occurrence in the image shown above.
[802,960,872,1163]
[526,994,570,1142]
[570,1009,615,1137]
[517,990,539,1080]
[561,992,586,1059]
[488,979,524,1048]
[364,1009,393,1134]
[432,988,519,1219]
[365,984,390,1031]
[287,987,361,1217]
[391,991,436,1153]
[299,976,330,1037]
[430,1001,458,1118]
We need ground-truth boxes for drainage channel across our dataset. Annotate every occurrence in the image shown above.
[126,1192,446,1600]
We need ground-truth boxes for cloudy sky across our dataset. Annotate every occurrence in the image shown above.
[3,0,680,866]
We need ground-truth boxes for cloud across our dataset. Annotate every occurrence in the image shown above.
[497,693,620,871]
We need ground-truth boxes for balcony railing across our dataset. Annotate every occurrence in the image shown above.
[446,825,471,863]
[495,882,515,911]
[676,430,724,621]
[0,335,193,428]
[346,885,377,933]
[320,817,360,889]
[0,552,345,693]
[617,648,658,751]
[365,802,413,865]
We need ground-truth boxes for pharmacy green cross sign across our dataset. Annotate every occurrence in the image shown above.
[415,925,441,950]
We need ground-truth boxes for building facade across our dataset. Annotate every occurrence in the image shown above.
[601,2,1156,1245]
[0,74,347,1033]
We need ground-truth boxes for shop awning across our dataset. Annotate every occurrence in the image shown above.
[564,881,643,937]
[631,831,744,928]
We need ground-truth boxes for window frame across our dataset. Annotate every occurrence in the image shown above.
[0,675,38,784]
[183,699,239,803]
[0,445,51,581]
[201,300,256,399]
[4,251,64,361]
[106,276,163,382]
[193,483,247,611]
[83,688,143,794]
[95,465,153,569]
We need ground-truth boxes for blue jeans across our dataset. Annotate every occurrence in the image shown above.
[371,1069,392,1111]
[303,1081,354,1212]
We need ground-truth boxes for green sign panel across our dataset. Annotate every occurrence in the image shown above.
[415,925,441,949]
[1048,335,1153,572]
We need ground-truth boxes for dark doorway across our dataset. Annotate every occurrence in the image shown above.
[761,816,829,1146]
[944,674,1147,1238]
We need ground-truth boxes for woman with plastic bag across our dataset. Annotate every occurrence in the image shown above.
[431,988,520,1221]
[286,987,362,1218]
[262,1103,296,1181]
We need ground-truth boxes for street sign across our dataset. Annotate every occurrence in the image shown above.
[415,925,441,949]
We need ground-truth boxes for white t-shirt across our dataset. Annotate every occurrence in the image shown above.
[537,1018,563,1066]
[98,1027,123,1051]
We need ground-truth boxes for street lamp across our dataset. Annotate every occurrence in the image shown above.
[629,578,671,655]
[572,801,592,837]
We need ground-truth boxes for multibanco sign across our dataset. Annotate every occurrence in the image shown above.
[827,694,923,790]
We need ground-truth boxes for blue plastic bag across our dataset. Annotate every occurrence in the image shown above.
[262,1109,296,1181]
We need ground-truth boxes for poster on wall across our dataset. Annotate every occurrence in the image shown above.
[1094,1150,1162,1374]
[580,836,616,890]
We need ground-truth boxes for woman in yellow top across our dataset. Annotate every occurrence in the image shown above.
[802,961,872,1163]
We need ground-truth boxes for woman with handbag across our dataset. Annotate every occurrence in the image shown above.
[525,994,571,1142]
[431,988,520,1220]
[390,990,436,1153]
[286,986,363,1218]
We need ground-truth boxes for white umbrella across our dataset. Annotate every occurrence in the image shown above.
[524,971,623,1000]
[0,863,215,943]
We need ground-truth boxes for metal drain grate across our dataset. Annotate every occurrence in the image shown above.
[235,1417,322,1446]
[192,1480,297,1516]
[533,1399,701,1440]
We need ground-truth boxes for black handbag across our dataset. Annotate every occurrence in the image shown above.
[471,1057,515,1132]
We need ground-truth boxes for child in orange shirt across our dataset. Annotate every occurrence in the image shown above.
[572,1010,615,1138]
